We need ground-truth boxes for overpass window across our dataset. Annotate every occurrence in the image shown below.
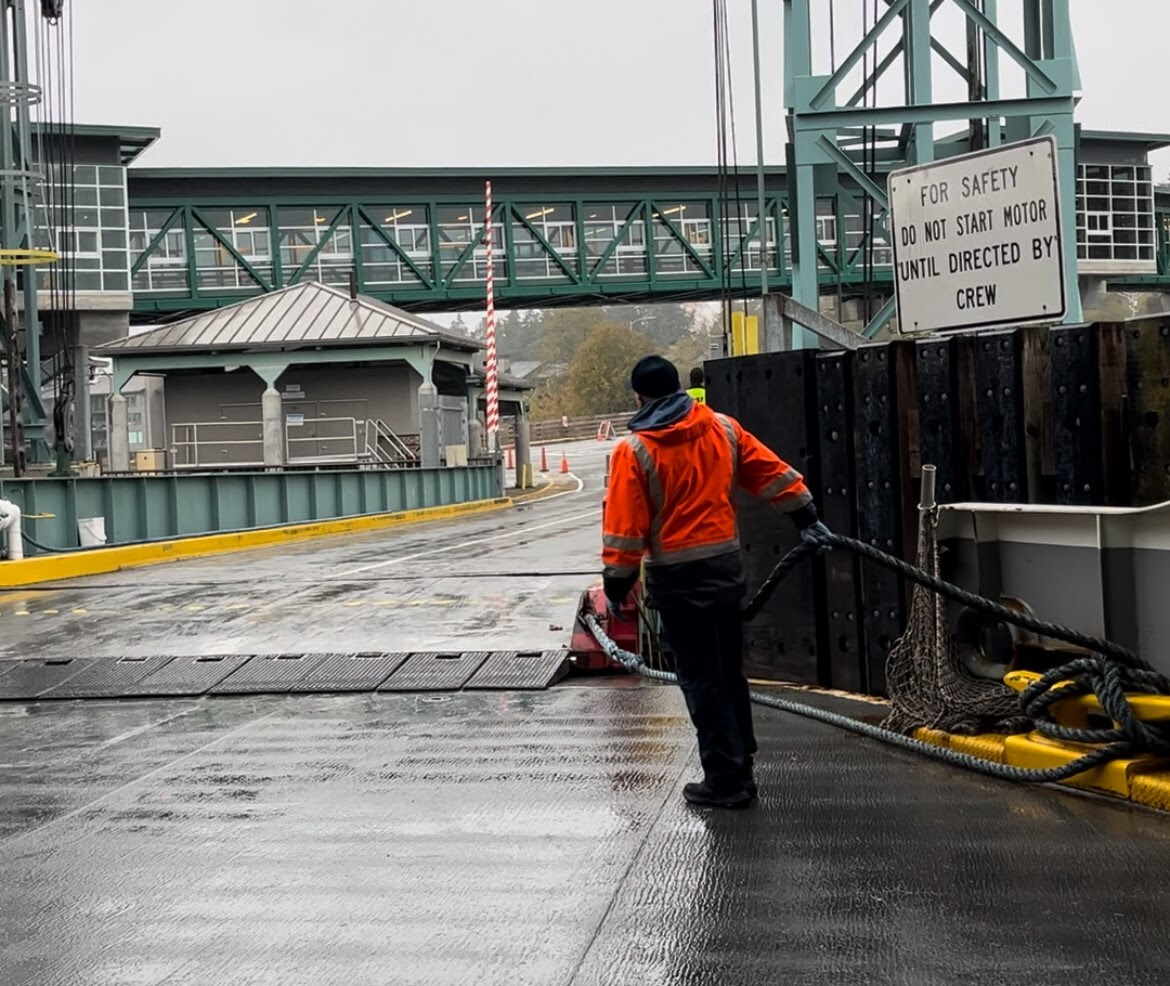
[436,206,506,283]
[361,205,433,287]
[652,203,711,275]
[192,208,273,292]
[130,209,189,293]
[1076,163,1156,270]
[279,207,353,286]
[513,203,575,281]
[585,203,646,277]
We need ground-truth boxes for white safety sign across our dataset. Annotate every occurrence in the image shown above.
[887,136,1066,334]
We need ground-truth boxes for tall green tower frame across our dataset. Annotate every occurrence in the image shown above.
[783,0,1083,345]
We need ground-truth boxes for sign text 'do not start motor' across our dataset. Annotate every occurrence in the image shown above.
[888,136,1067,334]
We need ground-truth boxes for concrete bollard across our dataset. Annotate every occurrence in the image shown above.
[515,419,532,489]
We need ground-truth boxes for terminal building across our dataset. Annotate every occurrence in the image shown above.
[15,124,1170,467]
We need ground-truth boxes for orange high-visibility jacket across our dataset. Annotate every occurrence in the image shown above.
[602,400,812,580]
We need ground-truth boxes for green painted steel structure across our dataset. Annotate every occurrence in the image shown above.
[125,153,1170,319]
[125,167,894,317]
[783,0,1085,343]
[0,464,500,555]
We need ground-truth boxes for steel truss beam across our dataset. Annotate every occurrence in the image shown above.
[784,0,1083,345]
[128,188,909,317]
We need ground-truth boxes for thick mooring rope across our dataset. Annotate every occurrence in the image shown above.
[584,530,1170,786]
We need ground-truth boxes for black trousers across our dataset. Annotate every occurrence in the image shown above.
[657,601,757,794]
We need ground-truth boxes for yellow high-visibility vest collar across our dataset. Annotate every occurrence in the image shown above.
[686,387,706,404]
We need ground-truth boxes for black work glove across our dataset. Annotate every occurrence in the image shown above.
[789,502,832,555]
[603,571,638,617]
[800,520,833,555]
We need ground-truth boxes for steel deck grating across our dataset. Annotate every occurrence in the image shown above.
[379,651,491,691]
[464,650,570,690]
[120,655,253,697]
[210,653,333,695]
[40,656,180,699]
[282,652,410,693]
[0,658,96,700]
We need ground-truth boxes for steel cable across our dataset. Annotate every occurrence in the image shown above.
[582,530,1170,786]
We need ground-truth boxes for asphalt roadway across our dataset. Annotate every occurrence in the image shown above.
[3,438,1170,985]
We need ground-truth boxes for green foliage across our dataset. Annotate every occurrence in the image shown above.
[560,321,657,417]
[537,308,603,365]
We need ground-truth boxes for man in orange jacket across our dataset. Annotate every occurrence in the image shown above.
[602,355,830,808]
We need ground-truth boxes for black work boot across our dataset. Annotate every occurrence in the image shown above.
[744,764,758,799]
[683,781,752,809]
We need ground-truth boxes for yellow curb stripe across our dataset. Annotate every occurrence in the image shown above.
[0,497,513,588]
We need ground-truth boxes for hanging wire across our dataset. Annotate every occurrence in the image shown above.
[712,0,731,345]
[712,0,750,347]
[718,0,749,317]
[37,6,76,459]
[862,0,879,330]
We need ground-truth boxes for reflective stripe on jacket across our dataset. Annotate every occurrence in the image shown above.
[601,396,811,581]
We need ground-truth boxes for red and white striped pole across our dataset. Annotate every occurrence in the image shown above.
[484,180,500,451]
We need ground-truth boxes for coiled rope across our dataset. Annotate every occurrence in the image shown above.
[584,530,1170,785]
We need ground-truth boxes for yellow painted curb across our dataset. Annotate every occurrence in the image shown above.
[915,727,1009,764]
[0,496,513,588]
[914,726,1170,813]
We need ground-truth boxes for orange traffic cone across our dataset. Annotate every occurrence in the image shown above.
[506,446,515,469]
[559,452,570,474]
[540,446,549,472]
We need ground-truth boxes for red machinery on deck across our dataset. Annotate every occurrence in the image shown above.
[569,452,638,672]
[569,584,640,672]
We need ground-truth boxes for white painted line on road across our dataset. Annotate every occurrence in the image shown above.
[526,473,585,504]
[345,506,602,575]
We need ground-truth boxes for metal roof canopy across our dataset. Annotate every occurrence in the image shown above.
[99,282,483,357]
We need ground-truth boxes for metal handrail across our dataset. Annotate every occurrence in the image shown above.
[364,418,416,463]
[169,416,420,469]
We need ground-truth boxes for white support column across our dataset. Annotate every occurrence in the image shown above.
[109,392,130,472]
[418,381,441,469]
[262,387,284,468]
[74,344,92,461]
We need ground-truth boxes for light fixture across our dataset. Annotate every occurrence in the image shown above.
[457,214,469,222]
[588,213,598,219]
[314,214,327,223]
[660,205,687,216]
[524,207,555,220]
[235,212,258,225]
[385,209,413,223]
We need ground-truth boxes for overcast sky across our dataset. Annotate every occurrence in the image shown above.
[72,1,1169,176]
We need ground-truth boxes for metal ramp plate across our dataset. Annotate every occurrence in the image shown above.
[284,652,409,693]
[40,656,179,699]
[464,650,570,690]
[121,655,252,697]
[0,658,95,700]
[379,651,491,692]
[210,653,332,695]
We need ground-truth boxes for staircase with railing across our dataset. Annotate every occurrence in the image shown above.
[364,418,416,465]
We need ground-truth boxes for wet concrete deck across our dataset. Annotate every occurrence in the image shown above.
[3,682,1169,985]
[3,440,1170,983]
